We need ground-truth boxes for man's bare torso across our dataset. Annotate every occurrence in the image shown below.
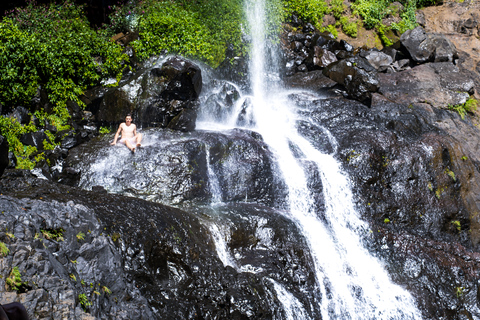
[121,123,136,139]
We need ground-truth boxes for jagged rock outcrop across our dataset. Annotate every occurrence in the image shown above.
[0,135,8,177]
[62,128,284,206]
[400,26,458,63]
[94,56,201,131]
[0,171,316,319]
[378,62,474,107]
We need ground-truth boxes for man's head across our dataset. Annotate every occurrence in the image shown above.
[125,114,132,124]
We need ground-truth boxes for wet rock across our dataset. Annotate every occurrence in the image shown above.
[59,131,81,150]
[0,174,317,319]
[20,130,49,151]
[10,106,30,125]
[362,50,394,70]
[323,56,379,104]
[0,135,8,177]
[284,70,338,91]
[95,56,201,131]
[378,62,474,107]
[400,27,458,63]
[305,46,338,69]
[63,128,283,206]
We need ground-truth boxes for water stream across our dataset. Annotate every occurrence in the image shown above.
[198,0,423,318]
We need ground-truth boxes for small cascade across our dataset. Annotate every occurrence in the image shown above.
[205,147,223,204]
[207,222,236,268]
[269,279,310,320]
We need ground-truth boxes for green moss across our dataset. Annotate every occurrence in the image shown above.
[0,241,9,257]
[6,267,22,291]
[340,16,358,38]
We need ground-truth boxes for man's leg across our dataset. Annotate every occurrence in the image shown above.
[136,133,143,147]
[125,140,135,152]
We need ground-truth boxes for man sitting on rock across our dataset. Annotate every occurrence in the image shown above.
[110,114,143,152]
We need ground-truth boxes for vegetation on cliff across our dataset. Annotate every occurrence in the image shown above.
[0,0,438,169]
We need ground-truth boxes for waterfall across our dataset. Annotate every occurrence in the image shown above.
[198,0,423,318]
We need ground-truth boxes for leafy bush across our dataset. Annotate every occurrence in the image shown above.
[78,293,91,310]
[284,0,329,29]
[340,16,358,38]
[130,0,244,67]
[351,0,389,29]
[0,1,127,168]
[2,0,128,117]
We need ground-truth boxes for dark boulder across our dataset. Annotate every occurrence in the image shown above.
[378,62,474,107]
[305,46,338,69]
[284,70,338,92]
[0,135,8,177]
[323,56,379,104]
[58,130,82,150]
[95,56,202,131]
[63,128,283,206]
[0,173,316,319]
[20,130,49,151]
[361,50,394,70]
[155,56,202,101]
[10,106,30,125]
[400,27,458,63]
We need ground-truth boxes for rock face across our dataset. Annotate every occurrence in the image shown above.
[0,135,8,177]
[62,128,284,206]
[94,56,201,131]
[0,172,316,319]
[400,27,458,63]
[289,91,480,318]
[323,56,379,104]
[378,62,474,107]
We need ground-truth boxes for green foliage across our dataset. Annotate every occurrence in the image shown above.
[448,98,477,119]
[330,0,346,19]
[445,169,456,181]
[0,116,38,169]
[99,126,111,134]
[284,0,329,29]
[455,286,464,297]
[377,24,394,47]
[464,98,478,113]
[6,267,22,291]
[351,0,389,29]
[1,0,127,117]
[340,17,358,38]
[78,293,91,310]
[100,0,140,36]
[131,0,244,67]
[451,220,461,231]
[41,228,64,241]
[76,231,85,241]
[0,241,9,257]
[325,24,338,38]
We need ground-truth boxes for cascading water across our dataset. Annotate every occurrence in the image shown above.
[198,0,423,318]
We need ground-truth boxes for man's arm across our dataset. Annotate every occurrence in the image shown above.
[133,124,137,136]
[110,123,123,145]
